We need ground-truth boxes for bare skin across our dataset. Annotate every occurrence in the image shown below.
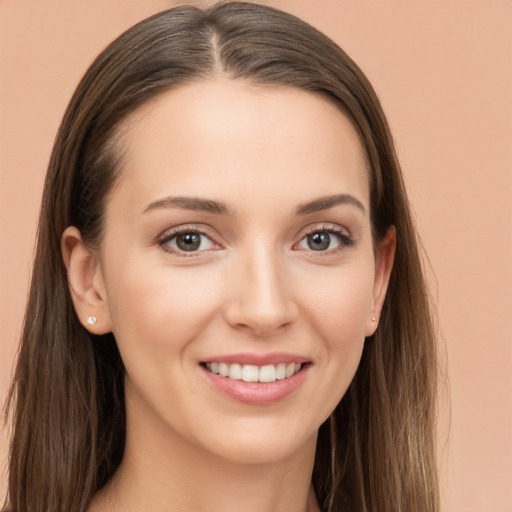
[64,79,394,512]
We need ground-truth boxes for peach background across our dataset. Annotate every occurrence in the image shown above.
[1,1,511,510]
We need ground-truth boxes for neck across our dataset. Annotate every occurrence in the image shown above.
[90,392,320,512]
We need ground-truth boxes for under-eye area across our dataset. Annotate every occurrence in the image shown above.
[7,1,441,511]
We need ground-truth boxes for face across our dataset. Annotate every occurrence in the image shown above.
[67,79,394,465]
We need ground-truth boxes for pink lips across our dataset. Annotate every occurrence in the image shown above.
[200,352,310,405]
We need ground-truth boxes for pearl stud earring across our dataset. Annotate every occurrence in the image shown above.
[86,316,97,326]
[371,315,377,322]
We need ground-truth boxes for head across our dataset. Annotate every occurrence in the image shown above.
[7,3,438,512]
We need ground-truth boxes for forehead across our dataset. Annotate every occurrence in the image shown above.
[111,79,369,215]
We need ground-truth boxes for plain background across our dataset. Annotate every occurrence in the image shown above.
[0,1,511,510]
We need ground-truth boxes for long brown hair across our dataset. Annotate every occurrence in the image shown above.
[4,3,439,511]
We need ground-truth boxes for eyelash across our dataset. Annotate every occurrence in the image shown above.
[297,225,354,255]
[157,224,354,256]
[158,226,218,257]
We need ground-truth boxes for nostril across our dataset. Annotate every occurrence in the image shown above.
[224,303,298,337]
[222,260,299,335]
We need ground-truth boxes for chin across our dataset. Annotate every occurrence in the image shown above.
[187,416,319,466]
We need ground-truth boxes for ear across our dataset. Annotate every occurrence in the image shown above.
[61,226,112,334]
[365,226,396,337]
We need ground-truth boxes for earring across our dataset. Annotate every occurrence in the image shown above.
[86,315,97,326]
[371,315,377,322]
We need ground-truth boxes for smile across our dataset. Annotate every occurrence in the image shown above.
[204,362,302,383]
[200,353,310,404]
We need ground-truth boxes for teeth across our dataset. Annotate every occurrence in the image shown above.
[259,364,276,383]
[205,362,303,382]
[228,363,242,380]
[241,365,259,382]
[276,363,287,380]
[218,363,228,377]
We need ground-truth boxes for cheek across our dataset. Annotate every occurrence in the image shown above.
[296,261,374,413]
[102,257,227,430]
[104,256,225,358]
[298,260,375,342]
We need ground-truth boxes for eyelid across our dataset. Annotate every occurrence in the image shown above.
[293,223,355,254]
[157,224,223,256]
[155,222,354,256]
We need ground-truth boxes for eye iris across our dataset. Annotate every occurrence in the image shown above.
[176,232,201,251]
[307,232,331,251]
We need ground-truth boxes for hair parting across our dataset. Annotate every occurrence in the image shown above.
[4,3,439,511]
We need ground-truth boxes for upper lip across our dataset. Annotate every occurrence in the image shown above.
[201,352,311,366]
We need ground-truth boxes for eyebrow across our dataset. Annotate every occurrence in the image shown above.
[295,194,366,215]
[142,193,366,217]
[142,196,233,216]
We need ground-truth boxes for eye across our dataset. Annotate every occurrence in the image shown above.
[296,227,353,252]
[160,230,217,254]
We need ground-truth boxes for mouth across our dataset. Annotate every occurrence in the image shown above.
[201,361,304,383]
[199,355,311,405]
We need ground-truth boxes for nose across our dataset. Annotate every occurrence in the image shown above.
[223,246,299,337]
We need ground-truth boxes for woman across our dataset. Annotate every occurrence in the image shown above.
[4,2,439,511]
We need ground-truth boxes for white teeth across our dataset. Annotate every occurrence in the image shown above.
[205,362,303,382]
[228,363,242,380]
[241,365,259,382]
[276,363,287,380]
[219,363,229,377]
[259,364,276,383]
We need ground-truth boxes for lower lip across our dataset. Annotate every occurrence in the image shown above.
[201,365,309,405]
